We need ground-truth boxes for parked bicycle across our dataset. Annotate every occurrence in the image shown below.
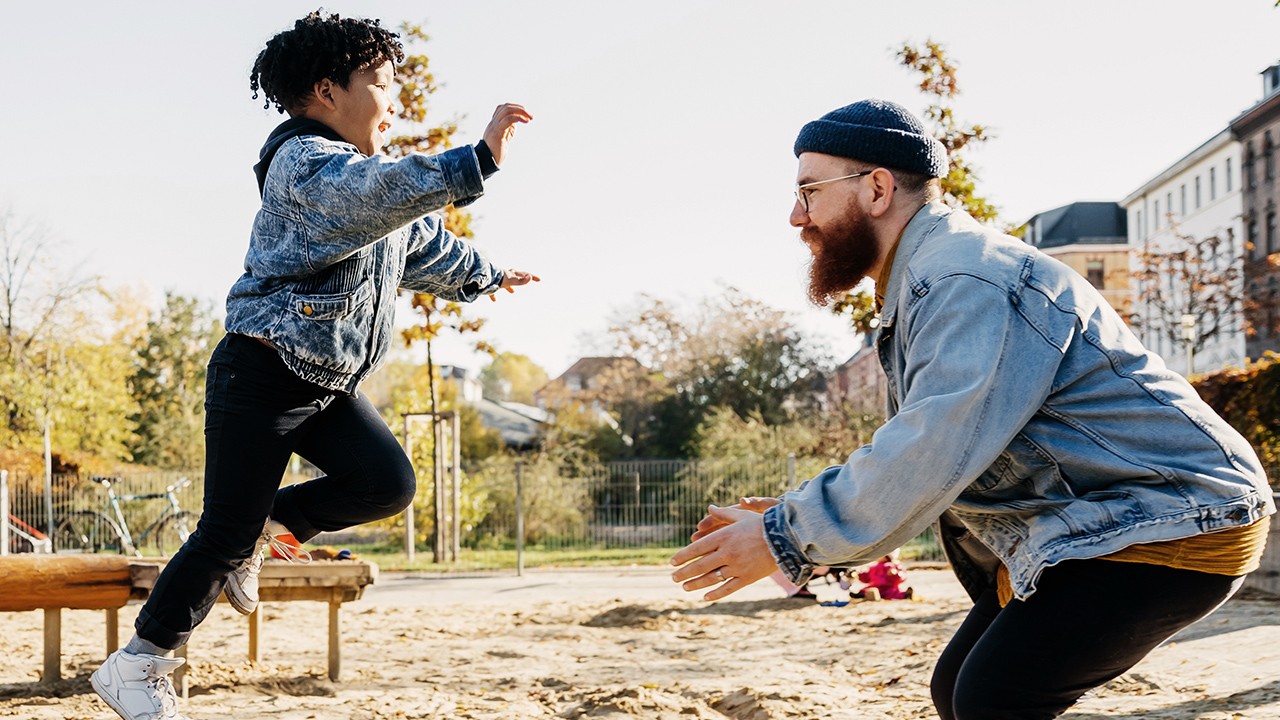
[53,476,197,557]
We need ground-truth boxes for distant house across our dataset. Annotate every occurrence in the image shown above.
[1121,126,1245,375]
[1021,201,1131,314]
[533,356,646,408]
[440,365,547,449]
[1230,62,1280,360]
[829,334,886,415]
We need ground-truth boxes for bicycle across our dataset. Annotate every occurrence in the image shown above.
[53,476,197,557]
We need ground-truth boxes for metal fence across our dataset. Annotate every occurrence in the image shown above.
[0,458,945,564]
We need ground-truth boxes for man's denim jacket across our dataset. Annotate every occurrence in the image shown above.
[224,132,503,393]
[764,202,1275,601]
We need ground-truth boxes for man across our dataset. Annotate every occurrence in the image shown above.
[670,99,1273,720]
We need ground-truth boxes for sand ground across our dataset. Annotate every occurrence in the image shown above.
[1,566,1278,719]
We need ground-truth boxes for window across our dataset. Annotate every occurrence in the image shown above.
[1247,143,1257,188]
[1210,167,1217,200]
[1266,132,1275,180]
[1154,200,1161,227]
[1270,212,1278,255]
[1227,157,1233,192]
[1195,176,1202,208]
[1086,259,1105,288]
[1180,185,1187,215]
[1250,220,1260,258]
[1135,210,1143,241]
[1166,192,1173,220]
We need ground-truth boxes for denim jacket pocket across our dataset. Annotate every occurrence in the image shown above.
[271,279,375,375]
[290,280,372,321]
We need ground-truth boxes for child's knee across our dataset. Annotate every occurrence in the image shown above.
[371,458,417,514]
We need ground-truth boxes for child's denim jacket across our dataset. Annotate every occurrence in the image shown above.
[764,203,1274,602]
[225,122,503,393]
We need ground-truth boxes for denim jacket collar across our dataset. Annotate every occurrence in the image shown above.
[878,201,952,330]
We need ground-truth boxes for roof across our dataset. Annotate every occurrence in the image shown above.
[1022,201,1127,250]
[472,398,546,449]
[1120,129,1236,206]
[535,356,645,398]
[1230,85,1280,138]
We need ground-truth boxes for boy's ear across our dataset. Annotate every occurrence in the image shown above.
[310,78,338,110]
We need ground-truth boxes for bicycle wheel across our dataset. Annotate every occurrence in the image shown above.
[53,511,127,554]
[145,511,198,557]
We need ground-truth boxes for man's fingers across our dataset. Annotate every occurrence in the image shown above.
[704,574,751,602]
[669,534,714,567]
[670,553,721,584]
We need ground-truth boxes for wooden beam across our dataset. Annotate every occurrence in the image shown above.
[0,556,135,611]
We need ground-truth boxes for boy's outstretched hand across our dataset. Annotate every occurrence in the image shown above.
[484,103,533,166]
[490,270,540,301]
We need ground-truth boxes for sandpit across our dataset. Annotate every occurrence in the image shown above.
[0,567,1277,719]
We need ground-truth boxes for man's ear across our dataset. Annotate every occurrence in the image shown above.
[309,78,338,111]
[866,167,896,218]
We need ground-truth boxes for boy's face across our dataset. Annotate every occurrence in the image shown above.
[327,60,397,156]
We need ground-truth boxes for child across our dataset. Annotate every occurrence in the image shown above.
[851,551,914,601]
[92,11,535,719]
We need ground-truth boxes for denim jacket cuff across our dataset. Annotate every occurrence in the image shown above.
[763,505,813,586]
[438,146,486,208]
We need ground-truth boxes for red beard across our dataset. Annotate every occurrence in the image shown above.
[803,200,881,306]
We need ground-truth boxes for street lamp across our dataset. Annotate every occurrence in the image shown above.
[1180,313,1196,376]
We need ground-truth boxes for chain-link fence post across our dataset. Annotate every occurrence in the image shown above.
[515,459,524,577]
[1,470,9,557]
[403,416,415,564]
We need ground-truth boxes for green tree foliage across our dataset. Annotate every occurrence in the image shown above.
[0,211,138,471]
[895,40,997,223]
[829,39,998,334]
[594,288,830,457]
[480,352,549,404]
[390,22,495,363]
[371,360,503,544]
[128,292,223,469]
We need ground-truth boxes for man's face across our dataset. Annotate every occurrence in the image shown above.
[328,60,397,156]
[791,153,882,306]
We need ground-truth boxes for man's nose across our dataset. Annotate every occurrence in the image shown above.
[789,200,808,227]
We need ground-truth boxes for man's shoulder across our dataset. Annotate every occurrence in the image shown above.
[907,210,1035,290]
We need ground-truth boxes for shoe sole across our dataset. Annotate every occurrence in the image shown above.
[223,582,258,615]
[91,669,133,720]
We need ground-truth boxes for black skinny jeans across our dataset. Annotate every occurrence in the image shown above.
[136,334,416,649]
[931,558,1244,720]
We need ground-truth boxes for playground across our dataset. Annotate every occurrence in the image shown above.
[0,566,1277,719]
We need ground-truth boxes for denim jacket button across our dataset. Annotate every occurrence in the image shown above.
[302,305,314,316]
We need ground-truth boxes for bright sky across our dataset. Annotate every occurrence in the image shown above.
[2,1,1278,378]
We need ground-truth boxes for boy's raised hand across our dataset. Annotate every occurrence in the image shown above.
[490,269,540,301]
[483,103,533,166]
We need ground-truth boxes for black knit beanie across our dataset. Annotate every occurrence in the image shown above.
[794,99,948,178]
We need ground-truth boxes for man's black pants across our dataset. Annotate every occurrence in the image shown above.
[932,557,1244,720]
[136,334,416,649]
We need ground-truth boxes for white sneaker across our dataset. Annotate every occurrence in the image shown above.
[223,521,310,615]
[91,649,188,720]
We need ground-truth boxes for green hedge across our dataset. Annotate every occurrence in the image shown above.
[1192,352,1280,486]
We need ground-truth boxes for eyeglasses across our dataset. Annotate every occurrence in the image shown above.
[794,171,873,212]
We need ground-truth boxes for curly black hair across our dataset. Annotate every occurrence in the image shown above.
[250,10,404,114]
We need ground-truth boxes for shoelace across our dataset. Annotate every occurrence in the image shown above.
[267,534,312,564]
[150,673,178,716]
